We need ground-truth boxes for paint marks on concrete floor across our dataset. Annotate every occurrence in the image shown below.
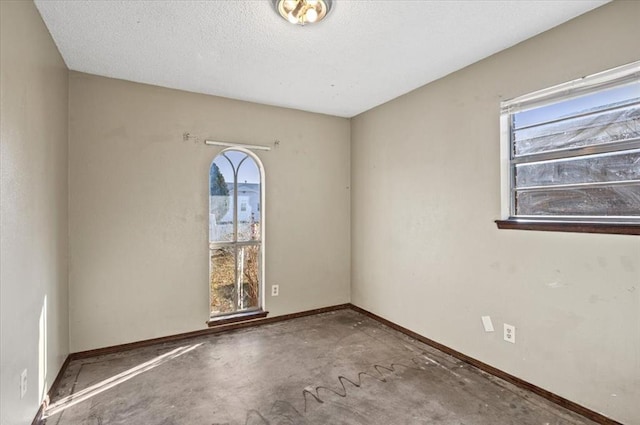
[45,310,596,425]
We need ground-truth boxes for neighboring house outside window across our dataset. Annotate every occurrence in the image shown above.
[209,149,264,318]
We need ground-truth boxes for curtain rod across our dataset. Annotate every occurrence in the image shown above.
[204,140,271,151]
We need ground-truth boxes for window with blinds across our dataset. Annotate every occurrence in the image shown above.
[500,61,640,225]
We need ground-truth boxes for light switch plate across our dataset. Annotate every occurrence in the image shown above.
[20,369,27,399]
[481,316,494,332]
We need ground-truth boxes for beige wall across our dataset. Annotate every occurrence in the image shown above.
[351,2,640,424]
[3,1,638,423]
[0,1,69,424]
[68,73,351,352]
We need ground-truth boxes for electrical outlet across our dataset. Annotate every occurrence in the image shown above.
[20,369,27,399]
[504,324,516,344]
[271,284,279,296]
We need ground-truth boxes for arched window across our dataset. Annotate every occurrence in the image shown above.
[209,149,263,318]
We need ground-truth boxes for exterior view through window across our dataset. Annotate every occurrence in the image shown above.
[209,149,263,318]
[501,61,640,224]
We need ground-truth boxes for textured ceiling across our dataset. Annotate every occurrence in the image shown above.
[34,0,608,117]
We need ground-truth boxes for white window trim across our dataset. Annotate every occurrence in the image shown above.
[499,60,640,227]
[208,147,267,318]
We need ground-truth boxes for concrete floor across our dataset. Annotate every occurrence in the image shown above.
[45,310,596,424]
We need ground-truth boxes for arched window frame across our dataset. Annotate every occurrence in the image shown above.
[208,147,266,322]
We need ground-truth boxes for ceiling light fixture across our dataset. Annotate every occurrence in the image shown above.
[274,0,332,26]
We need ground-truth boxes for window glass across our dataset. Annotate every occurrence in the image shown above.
[501,61,640,224]
[209,150,263,317]
[513,82,639,157]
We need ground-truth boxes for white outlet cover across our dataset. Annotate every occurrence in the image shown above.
[271,285,279,296]
[481,316,494,332]
[504,324,516,344]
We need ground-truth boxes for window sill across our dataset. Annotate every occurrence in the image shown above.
[495,220,640,235]
[207,310,269,328]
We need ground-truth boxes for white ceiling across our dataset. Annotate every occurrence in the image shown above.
[34,0,608,118]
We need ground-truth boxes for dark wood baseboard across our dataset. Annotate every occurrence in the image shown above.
[31,354,71,425]
[71,303,351,360]
[39,302,621,425]
[31,402,45,425]
[348,304,622,425]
